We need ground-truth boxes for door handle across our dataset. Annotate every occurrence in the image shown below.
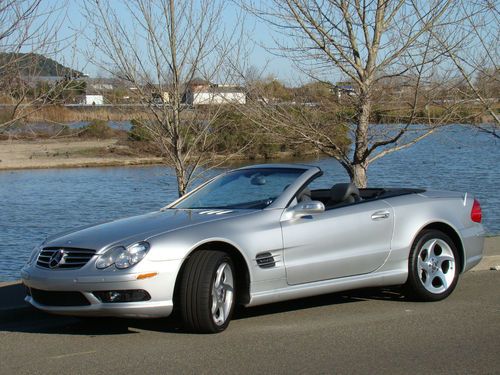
[371,210,390,220]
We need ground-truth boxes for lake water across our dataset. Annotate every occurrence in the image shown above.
[0,125,498,281]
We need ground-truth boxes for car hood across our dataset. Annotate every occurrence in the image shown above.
[43,209,253,252]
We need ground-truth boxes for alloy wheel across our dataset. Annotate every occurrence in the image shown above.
[211,262,234,326]
[417,238,456,294]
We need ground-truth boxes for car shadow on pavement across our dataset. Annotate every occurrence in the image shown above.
[233,286,406,320]
[0,286,406,335]
[0,308,182,335]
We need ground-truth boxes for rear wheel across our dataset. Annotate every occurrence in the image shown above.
[405,230,459,301]
[179,250,235,333]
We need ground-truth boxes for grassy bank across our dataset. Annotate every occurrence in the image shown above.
[0,138,164,170]
[0,118,319,170]
[0,136,317,171]
[1,115,326,165]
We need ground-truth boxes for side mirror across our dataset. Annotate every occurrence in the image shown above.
[292,200,325,217]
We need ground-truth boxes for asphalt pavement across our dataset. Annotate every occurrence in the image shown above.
[1,237,499,374]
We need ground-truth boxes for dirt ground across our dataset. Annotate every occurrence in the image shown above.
[0,138,163,170]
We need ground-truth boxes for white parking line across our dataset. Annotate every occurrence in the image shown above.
[49,350,96,359]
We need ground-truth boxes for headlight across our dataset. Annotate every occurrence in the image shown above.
[27,244,42,265]
[96,242,150,270]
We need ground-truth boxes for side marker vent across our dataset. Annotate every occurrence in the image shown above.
[256,252,276,268]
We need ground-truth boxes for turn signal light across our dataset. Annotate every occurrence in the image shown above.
[137,272,158,280]
[471,199,482,223]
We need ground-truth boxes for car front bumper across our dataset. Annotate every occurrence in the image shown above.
[21,259,182,318]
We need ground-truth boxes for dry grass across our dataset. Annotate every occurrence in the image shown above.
[1,102,496,126]
[0,105,151,124]
[26,106,149,123]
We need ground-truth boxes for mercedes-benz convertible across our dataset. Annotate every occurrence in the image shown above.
[21,163,485,333]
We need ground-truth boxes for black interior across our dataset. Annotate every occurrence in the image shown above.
[303,184,425,210]
[327,183,361,207]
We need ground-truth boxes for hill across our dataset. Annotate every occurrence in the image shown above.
[0,52,83,78]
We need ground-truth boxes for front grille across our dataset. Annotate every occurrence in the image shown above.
[30,288,91,306]
[37,247,96,270]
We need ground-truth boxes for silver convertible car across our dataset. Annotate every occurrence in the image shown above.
[21,164,485,333]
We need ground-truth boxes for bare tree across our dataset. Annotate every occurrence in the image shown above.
[0,0,74,132]
[430,0,499,138]
[84,0,244,196]
[0,0,41,43]
[241,0,476,187]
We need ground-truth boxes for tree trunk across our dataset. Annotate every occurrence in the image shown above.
[352,163,367,188]
[176,165,187,197]
[352,87,371,188]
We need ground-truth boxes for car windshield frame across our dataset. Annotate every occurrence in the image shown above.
[172,167,308,210]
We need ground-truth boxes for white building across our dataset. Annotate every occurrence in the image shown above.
[191,90,246,105]
[84,94,104,105]
[185,81,246,105]
[89,83,113,91]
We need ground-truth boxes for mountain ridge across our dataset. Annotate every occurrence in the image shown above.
[0,52,83,78]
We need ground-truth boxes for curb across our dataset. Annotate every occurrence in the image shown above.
[0,281,31,318]
[470,255,500,272]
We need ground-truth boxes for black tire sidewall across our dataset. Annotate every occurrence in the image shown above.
[179,250,237,333]
[207,253,236,332]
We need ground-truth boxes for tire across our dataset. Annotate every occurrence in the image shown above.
[405,229,460,301]
[179,250,236,333]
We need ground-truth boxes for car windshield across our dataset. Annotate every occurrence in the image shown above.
[174,167,307,209]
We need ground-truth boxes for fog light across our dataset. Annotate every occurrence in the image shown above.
[109,291,121,302]
[93,289,151,303]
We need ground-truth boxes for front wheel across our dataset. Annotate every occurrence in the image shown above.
[179,250,236,333]
[405,230,460,301]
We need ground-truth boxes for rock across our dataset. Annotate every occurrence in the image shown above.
[490,265,500,271]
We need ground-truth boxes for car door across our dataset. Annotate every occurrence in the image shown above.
[281,200,394,285]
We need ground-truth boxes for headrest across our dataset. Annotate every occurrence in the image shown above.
[297,187,312,202]
[330,183,360,204]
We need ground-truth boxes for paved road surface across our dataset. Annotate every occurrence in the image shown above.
[1,271,499,375]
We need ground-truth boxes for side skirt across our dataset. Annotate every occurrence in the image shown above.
[246,269,408,307]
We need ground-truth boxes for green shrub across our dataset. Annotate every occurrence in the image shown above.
[128,119,152,141]
[79,120,115,138]
[0,109,12,126]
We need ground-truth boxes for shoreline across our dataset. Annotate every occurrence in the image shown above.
[0,158,164,171]
[0,137,314,171]
[0,138,165,171]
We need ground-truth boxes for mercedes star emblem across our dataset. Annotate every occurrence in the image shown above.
[49,249,66,269]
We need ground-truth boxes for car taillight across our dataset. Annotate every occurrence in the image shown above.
[471,199,482,223]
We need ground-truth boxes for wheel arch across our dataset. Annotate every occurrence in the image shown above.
[173,240,251,307]
[415,222,465,273]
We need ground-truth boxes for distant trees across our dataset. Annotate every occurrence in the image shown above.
[0,1,75,131]
[84,0,244,196]
[242,0,498,187]
[431,1,499,137]
[1,0,43,129]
